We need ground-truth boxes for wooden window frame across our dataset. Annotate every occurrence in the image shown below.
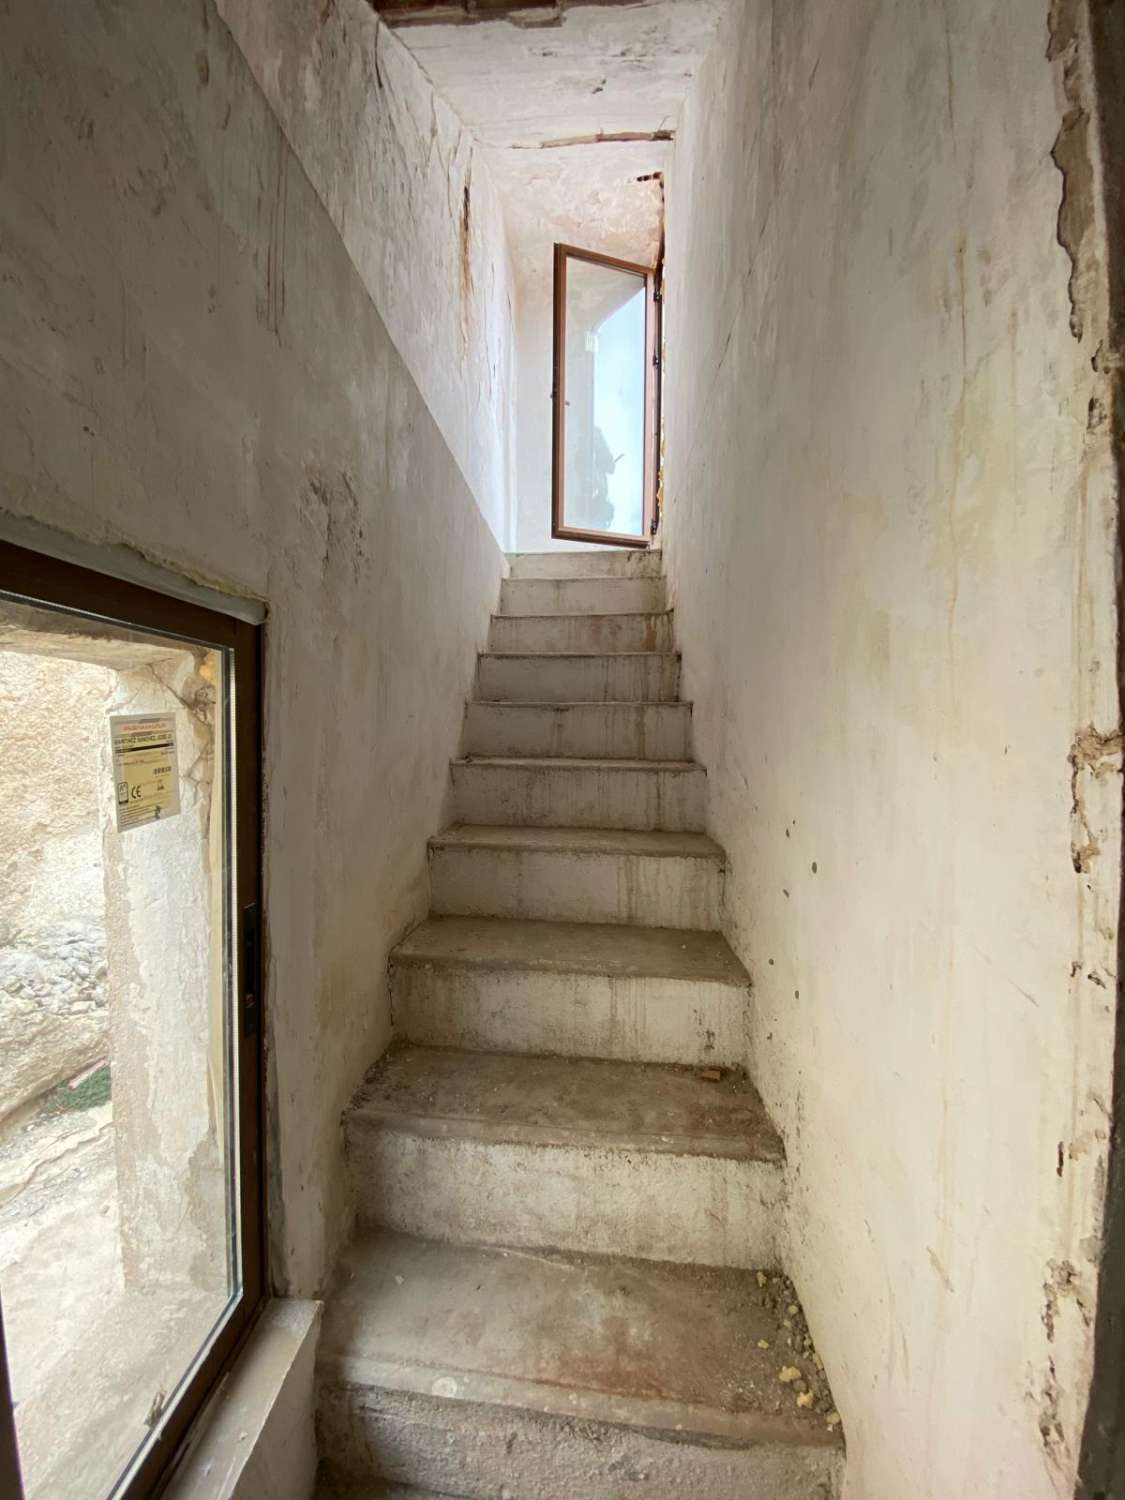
[551,242,659,549]
[0,539,265,1500]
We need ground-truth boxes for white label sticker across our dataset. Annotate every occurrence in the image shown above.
[109,713,181,833]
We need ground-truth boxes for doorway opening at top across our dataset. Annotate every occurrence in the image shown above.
[551,244,660,549]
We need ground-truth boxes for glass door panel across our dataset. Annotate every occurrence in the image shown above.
[0,552,261,1500]
[552,245,656,546]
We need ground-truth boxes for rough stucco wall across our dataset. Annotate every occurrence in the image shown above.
[0,654,112,1116]
[0,0,504,1295]
[0,654,109,939]
[662,1,1120,1496]
[217,0,517,550]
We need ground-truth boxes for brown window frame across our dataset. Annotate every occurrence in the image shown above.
[0,538,265,1500]
[551,242,659,549]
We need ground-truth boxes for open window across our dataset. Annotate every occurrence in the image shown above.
[552,243,659,548]
[0,541,263,1500]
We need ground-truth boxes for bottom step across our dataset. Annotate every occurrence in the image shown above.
[318,1232,844,1500]
[317,1478,455,1500]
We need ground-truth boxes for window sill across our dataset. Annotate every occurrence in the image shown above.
[164,1300,322,1500]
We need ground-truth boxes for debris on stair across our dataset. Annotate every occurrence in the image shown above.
[752,1266,839,1426]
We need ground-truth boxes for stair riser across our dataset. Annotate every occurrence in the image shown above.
[392,964,746,1066]
[499,576,665,615]
[451,764,706,832]
[464,702,692,760]
[507,550,662,580]
[316,1477,444,1500]
[319,1395,843,1500]
[348,1129,780,1269]
[477,654,680,703]
[489,613,673,655]
[430,846,722,928]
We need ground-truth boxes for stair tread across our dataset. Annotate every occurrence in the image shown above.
[471,698,693,708]
[494,609,673,620]
[507,550,661,561]
[319,1230,841,1450]
[480,650,679,660]
[350,1043,781,1162]
[507,550,661,568]
[430,825,723,859]
[392,915,749,983]
[454,755,700,772]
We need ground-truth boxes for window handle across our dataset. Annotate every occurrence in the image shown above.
[242,903,260,1037]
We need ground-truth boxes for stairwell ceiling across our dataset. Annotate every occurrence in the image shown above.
[369,0,729,290]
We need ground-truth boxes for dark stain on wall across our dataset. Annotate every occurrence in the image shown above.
[1075,0,1125,1494]
[460,160,473,342]
[1049,0,1096,340]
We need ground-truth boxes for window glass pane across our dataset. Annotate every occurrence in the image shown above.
[0,596,239,1499]
[562,256,647,538]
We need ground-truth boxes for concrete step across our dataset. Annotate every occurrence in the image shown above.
[318,1232,844,1500]
[451,756,706,831]
[488,611,673,655]
[464,700,693,760]
[507,549,662,580]
[429,825,724,929]
[477,652,680,703]
[317,1478,448,1499]
[391,916,750,1067]
[345,1045,782,1267]
[499,575,665,615]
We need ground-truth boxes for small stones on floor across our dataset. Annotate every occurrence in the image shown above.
[753,1266,839,1426]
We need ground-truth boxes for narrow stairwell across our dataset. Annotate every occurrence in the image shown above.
[316,550,845,1500]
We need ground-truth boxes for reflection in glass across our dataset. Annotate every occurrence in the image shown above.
[562,257,648,538]
[0,599,238,1499]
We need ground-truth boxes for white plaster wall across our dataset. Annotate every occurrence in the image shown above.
[217,0,518,550]
[0,0,504,1295]
[662,2,1120,1496]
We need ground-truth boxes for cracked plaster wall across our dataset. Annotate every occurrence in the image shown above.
[662,0,1121,1495]
[0,0,505,1296]
[217,0,518,550]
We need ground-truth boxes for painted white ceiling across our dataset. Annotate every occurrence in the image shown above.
[377,1,728,291]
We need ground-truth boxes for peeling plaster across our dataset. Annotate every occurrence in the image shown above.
[1049,0,1097,339]
[369,0,724,550]
[218,0,519,547]
[380,0,725,284]
[660,0,1122,1493]
[0,0,505,1299]
[1069,725,1123,873]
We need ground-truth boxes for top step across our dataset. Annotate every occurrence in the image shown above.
[508,549,663,580]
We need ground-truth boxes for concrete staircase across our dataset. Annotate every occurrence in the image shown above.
[317,550,844,1499]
